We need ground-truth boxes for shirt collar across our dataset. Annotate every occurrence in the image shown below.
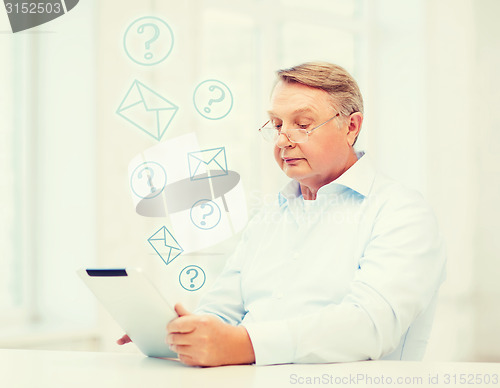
[278,151,375,206]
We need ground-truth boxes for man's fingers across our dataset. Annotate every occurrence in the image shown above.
[167,332,191,346]
[174,303,192,317]
[178,353,197,366]
[167,315,198,334]
[116,334,131,345]
[169,343,192,355]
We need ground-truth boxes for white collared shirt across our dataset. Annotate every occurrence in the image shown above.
[195,152,446,364]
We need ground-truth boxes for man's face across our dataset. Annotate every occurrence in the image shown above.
[269,81,355,191]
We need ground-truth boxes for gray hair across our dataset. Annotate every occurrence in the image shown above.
[276,62,364,116]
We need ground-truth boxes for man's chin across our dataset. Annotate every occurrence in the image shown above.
[282,166,306,180]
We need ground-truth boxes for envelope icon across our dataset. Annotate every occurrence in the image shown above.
[117,80,178,141]
[188,147,228,181]
[148,226,183,265]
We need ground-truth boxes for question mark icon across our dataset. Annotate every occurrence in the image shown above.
[137,167,156,193]
[194,80,233,120]
[190,199,221,230]
[130,161,166,199]
[137,23,160,60]
[186,268,198,288]
[180,265,206,292]
[204,85,225,114]
[200,202,214,226]
[124,17,174,66]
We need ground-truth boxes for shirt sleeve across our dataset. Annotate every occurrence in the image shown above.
[242,188,446,365]
[193,219,253,326]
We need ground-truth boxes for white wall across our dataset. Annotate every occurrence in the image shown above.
[423,0,477,360]
[471,0,500,361]
[423,0,500,361]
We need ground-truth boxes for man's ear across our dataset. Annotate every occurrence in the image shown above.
[347,112,363,146]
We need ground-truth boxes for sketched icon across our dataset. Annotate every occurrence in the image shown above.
[187,147,228,180]
[148,226,183,266]
[123,16,174,66]
[190,199,221,230]
[193,80,233,120]
[179,265,206,292]
[117,80,178,141]
[130,161,167,199]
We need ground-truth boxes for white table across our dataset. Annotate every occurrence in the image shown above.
[1,349,499,388]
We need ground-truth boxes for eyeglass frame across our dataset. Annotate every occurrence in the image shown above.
[258,112,341,144]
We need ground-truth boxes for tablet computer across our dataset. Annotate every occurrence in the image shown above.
[77,268,178,358]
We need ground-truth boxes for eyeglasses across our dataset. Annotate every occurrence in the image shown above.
[258,113,340,144]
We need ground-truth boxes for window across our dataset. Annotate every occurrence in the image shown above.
[0,2,98,345]
[0,34,30,326]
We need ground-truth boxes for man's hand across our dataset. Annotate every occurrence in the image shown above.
[166,303,255,367]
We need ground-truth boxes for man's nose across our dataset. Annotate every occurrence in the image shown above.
[275,132,294,148]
